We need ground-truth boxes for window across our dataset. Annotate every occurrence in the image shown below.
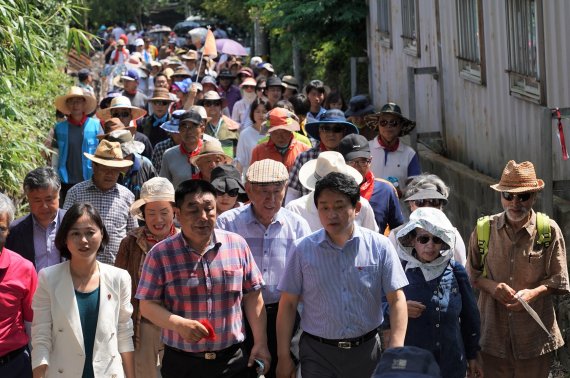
[377,0,391,48]
[505,0,545,103]
[456,0,485,84]
[401,0,419,56]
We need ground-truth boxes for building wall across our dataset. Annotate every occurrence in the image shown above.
[368,0,570,185]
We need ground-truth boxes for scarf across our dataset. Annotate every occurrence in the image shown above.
[144,224,177,245]
[68,114,87,127]
[152,113,169,128]
[360,170,375,200]
[378,136,400,152]
[179,139,203,164]
[113,47,127,63]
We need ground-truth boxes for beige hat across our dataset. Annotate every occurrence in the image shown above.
[105,129,145,156]
[97,117,136,140]
[163,67,174,79]
[84,140,134,168]
[96,96,147,121]
[181,50,198,60]
[203,90,222,101]
[246,159,289,184]
[149,88,175,102]
[490,160,545,193]
[190,140,232,166]
[190,105,210,122]
[299,151,363,191]
[54,86,97,115]
[130,177,175,220]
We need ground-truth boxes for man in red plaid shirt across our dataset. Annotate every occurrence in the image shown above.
[137,179,270,378]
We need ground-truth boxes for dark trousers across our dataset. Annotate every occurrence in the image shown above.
[0,346,32,378]
[59,182,76,207]
[244,303,300,378]
[161,344,249,378]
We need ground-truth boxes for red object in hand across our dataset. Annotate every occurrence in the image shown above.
[199,319,216,340]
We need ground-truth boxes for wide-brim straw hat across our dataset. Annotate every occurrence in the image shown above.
[84,140,133,168]
[190,140,232,166]
[96,96,147,121]
[298,151,362,191]
[149,88,175,102]
[490,160,545,193]
[130,177,175,220]
[55,86,97,115]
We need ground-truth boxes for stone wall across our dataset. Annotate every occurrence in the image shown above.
[418,146,570,368]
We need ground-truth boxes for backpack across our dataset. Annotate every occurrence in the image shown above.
[476,212,552,278]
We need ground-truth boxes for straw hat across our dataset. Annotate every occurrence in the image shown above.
[190,140,232,166]
[298,151,362,191]
[130,177,175,220]
[97,117,136,140]
[54,86,97,115]
[84,140,133,168]
[96,96,147,121]
[490,160,544,193]
[149,88,175,102]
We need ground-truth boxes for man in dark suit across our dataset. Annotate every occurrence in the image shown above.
[6,167,66,270]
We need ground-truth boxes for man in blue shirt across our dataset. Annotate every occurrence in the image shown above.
[276,172,409,378]
[217,159,310,378]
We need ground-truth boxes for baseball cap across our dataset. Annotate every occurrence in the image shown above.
[338,134,371,161]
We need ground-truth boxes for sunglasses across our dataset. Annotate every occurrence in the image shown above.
[216,188,239,197]
[378,119,401,127]
[204,101,221,107]
[178,123,201,132]
[152,100,170,106]
[319,125,345,133]
[111,111,131,118]
[349,158,372,168]
[413,198,444,208]
[501,192,532,202]
[416,235,444,245]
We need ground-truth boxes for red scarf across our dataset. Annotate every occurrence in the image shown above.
[113,47,127,63]
[377,136,400,152]
[360,170,375,200]
[144,224,177,245]
[319,142,329,152]
[68,114,87,127]
[179,139,203,163]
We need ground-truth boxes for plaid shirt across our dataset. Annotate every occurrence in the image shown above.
[63,180,137,264]
[287,145,321,197]
[135,230,264,352]
[151,137,176,173]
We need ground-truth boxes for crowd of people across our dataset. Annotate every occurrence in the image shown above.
[0,21,568,378]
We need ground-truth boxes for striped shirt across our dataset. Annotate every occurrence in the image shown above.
[278,225,408,339]
[135,230,264,352]
[63,180,137,264]
[151,137,175,173]
[216,205,310,304]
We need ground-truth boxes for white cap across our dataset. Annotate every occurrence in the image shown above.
[135,38,144,47]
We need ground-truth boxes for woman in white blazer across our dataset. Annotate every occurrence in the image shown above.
[31,203,135,378]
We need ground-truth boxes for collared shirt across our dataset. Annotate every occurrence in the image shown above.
[216,205,310,304]
[119,154,157,200]
[285,192,379,233]
[63,179,137,264]
[250,138,310,173]
[305,107,327,124]
[32,211,61,271]
[369,137,421,191]
[287,145,321,197]
[467,210,570,359]
[135,230,264,352]
[159,145,198,189]
[0,248,37,356]
[151,137,176,173]
[278,226,408,339]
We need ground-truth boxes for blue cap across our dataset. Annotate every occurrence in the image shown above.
[122,69,139,81]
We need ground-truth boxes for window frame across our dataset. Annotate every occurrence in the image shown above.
[401,0,420,57]
[377,0,392,48]
[455,0,486,85]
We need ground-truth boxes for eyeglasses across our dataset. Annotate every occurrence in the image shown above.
[349,158,372,167]
[501,192,532,202]
[216,188,239,197]
[413,198,444,208]
[416,235,444,245]
[319,125,345,133]
[378,119,401,128]
[152,100,170,106]
[178,123,201,132]
[204,101,221,107]
[111,111,131,118]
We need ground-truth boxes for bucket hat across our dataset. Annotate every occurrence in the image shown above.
[282,75,299,90]
[490,160,544,193]
[181,50,198,61]
[149,88,175,102]
[190,140,232,166]
[105,129,145,156]
[298,151,362,191]
[246,159,289,184]
[203,91,222,101]
[55,86,97,115]
[84,140,133,168]
[96,96,147,121]
[97,117,136,140]
[210,164,246,194]
[364,102,416,136]
[338,134,371,161]
[171,67,192,79]
[130,177,175,220]
[344,95,375,118]
[305,109,359,141]
[266,76,284,89]
[160,110,186,133]
[201,75,219,89]
[266,108,300,133]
